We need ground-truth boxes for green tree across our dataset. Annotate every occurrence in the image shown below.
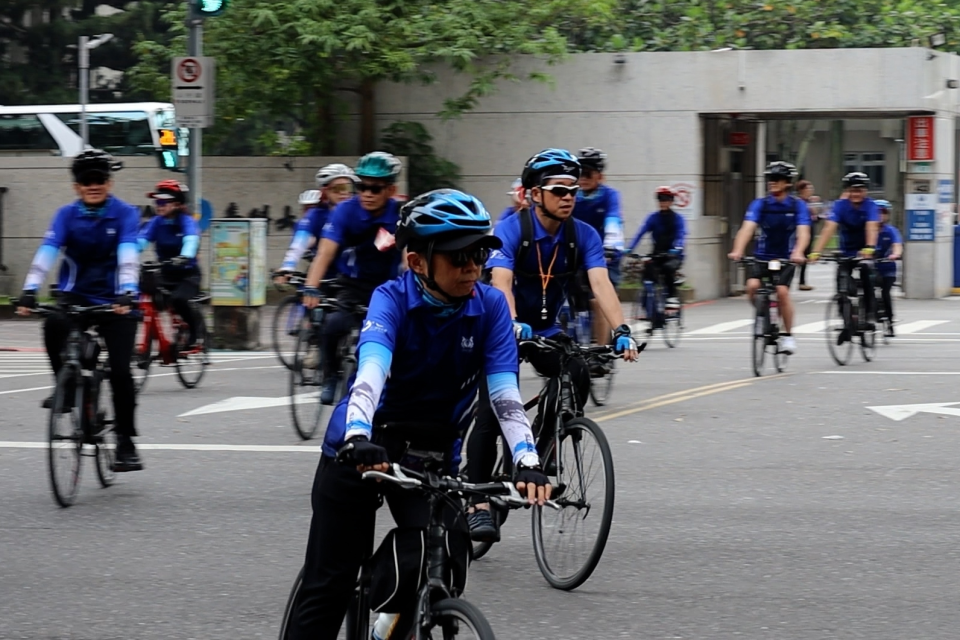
[380,121,461,194]
[128,0,617,155]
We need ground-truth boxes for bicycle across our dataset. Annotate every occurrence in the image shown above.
[557,303,618,407]
[871,259,896,346]
[289,292,366,440]
[278,447,557,640]
[628,253,683,348]
[469,335,645,590]
[739,257,789,377]
[824,253,878,365]
[133,261,211,393]
[22,301,124,507]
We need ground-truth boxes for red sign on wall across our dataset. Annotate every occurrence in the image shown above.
[907,116,935,161]
[728,131,750,147]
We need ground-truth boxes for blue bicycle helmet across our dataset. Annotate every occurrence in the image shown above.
[397,189,502,252]
[521,149,581,190]
[874,199,892,210]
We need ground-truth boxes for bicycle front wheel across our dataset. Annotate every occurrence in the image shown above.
[94,415,117,488]
[422,598,496,640]
[588,358,616,407]
[273,295,306,370]
[49,366,84,508]
[290,328,326,440]
[860,316,877,362]
[751,312,766,377]
[825,296,854,366]
[532,417,615,591]
[175,313,210,389]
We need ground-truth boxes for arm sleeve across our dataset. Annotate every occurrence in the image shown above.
[580,223,608,270]
[675,214,687,250]
[281,230,313,270]
[180,215,200,258]
[23,209,68,291]
[602,189,624,251]
[487,372,538,463]
[117,207,141,294]
[344,287,401,440]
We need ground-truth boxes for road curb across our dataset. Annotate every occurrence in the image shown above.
[0,347,45,352]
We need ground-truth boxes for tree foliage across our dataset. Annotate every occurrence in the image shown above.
[380,121,461,194]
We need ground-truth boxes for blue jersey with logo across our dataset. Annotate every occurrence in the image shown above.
[24,196,140,304]
[322,196,401,286]
[139,213,201,275]
[828,198,881,257]
[744,194,811,260]
[876,223,903,277]
[488,212,606,335]
[321,270,519,459]
[573,184,622,248]
[295,204,329,241]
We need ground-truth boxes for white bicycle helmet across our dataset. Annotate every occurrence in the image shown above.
[315,163,359,188]
[298,189,322,205]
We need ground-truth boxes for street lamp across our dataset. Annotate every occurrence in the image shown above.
[79,33,114,147]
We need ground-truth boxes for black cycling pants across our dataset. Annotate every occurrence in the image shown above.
[162,275,201,344]
[879,275,896,321]
[289,455,461,639]
[465,345,589,487]
[321,285,371,378]
[837,262,877,319]
[43,294,138,438]
[644,257,680,298]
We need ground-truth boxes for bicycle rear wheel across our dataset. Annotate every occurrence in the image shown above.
[825,296,854,366]
[588,358,616,407]
[49,366,83,508]
[273,295,306,370]
[860,310,877,362]
[532,417,614,591]
[422,598,496,640]
[174,311,210,388]
[290,328,327,440]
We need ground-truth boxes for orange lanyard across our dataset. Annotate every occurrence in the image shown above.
[536,242,560,320]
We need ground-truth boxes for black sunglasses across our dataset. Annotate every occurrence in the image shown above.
[357,183,387,194]
[78,175,108,186]
[540,184,580,198]
[442,247,490,268]
[657,194,674,202]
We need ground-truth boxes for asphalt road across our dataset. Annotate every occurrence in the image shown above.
[2,264,960,640]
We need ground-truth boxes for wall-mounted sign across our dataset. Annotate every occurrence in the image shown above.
[907,116,935,161]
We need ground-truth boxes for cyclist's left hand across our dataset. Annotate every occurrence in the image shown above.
[790,250,806,264]
[890,252,902,261]
[112,293,133,315]
[515,462,551,506]
[668,247,682,257]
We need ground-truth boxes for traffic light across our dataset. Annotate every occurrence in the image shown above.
[192,0,229,17]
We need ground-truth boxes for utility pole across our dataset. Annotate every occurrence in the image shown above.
[186,7,203,215]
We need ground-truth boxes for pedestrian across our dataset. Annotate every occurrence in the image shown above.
[796,179,818,291]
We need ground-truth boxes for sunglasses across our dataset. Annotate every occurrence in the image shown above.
[327,184,355,195]
[357,183,388,194]
[443,247,490,268]
[657,194,675,202]
[78,175,108,186]
[155,199,176,207]
[540,184,580,198]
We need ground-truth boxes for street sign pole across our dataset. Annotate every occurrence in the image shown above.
[186,8,203,215]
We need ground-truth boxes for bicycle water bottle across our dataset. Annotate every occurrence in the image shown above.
[372,612,399,640]
[577,310,591,344]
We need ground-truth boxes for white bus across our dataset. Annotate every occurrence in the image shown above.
[0,102,187,169]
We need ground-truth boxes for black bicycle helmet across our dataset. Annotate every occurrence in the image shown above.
[763,161,797,183]
[842,171,870,189]
[577,147,607,173]
[71,149,118,181]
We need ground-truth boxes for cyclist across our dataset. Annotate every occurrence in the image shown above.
[875,199,902,337]
[287,189,549,639]
[465,148,639,541]
[16,150,143,472]
[627,186,687,331]
[303,152,404,404]
[808,171,880,344]
[497,178,525,224]
[139,180,202,348]
[728,161,810,356]
[276,164,359,281]
[573,147,625,343]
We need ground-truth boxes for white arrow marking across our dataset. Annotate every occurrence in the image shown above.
[895,320,949,334]
[868,402,960,422]
[178,393,319,417]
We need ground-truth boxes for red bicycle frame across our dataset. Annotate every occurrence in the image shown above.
[136,293,197,365]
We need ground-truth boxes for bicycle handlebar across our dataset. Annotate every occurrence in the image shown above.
[362,464,560,510]
[22,302,118,317]
[519,335,646,359]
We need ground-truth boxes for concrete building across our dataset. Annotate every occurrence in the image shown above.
[365,47,959,299]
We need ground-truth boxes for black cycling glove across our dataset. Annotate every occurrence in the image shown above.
[18,290,37,310]
[114,293,134,308]
[336,436,389,467]
[515,462,549,489]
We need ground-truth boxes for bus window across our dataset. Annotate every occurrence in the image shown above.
[55,111,155,156]
[0,114,59,151]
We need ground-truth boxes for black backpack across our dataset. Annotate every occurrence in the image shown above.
[513,208,579,278]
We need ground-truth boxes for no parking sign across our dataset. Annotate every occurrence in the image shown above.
[669,182,697,216]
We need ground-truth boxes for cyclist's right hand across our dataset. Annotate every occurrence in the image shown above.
[513,321,533,341]
[727,250,743,261]
[273,270,290,285]
[16,290,37,317]
[303,286,322,309]
[807,252,821,263]
[337,435,390,472]
[515,456,552,506]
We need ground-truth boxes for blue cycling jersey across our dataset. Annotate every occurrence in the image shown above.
[628,210,687,255]
[322,196,401,286]
[281,204,338,274]
[744,194,811,260]
[487,212,605,335]
[828,198,880,257]
[321,269,525,463]
[497,206,518,224]
[24,196,140,303]
[574,184,624,251]
[876,223,903,277]
[138,213,201,275]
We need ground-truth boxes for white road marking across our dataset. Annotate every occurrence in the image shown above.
[686,319,754,335]
[815,371,960,375]
[178,393,319,417]
[0,441,320,453]
[791,321,828,334]
[895,320,949,334]
[868,402,960,422]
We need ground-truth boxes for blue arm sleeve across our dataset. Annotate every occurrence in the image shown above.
[24,208,68,291]
[180,235,200,259]
[602,189,624,251]
[487,372,537,462]
[281,230,312,270]
[117,206,141,294]
[344,342,393,440]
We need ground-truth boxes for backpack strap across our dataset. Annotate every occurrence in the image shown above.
[516,208,535,273]
[562,215,578,273]
[514,209,580,277]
